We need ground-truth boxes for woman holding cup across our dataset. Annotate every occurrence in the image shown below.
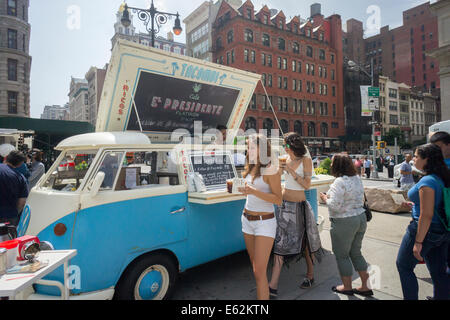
[268,133,322,298]
[238,134,282,300]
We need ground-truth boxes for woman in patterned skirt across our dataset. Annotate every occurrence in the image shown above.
[268,133,323,298]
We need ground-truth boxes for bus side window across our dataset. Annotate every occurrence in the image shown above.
[98,152,124,191]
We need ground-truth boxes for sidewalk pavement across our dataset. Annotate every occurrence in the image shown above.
[173,205,434,300]
[277,206,434,300]
[362,169,394,182]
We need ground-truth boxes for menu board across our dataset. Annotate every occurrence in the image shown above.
[127,71,240,134]
[188,152,237,190]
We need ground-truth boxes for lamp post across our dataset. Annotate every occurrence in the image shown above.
[120,1,182,48]
[348,58,380,179]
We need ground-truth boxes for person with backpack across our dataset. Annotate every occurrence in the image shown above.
[396,144,450,300]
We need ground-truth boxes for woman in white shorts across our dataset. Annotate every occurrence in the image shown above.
[239,134,282,300]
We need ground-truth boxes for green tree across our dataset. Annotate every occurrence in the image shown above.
[382,128,404,146]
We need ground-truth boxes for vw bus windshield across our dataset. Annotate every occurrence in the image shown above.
[41,150,98,192]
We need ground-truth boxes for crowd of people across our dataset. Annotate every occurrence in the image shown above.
[0,144,46,233]
[0,130,449,301]
[238,131,449,300]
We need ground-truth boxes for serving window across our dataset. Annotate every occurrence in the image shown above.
[108,150,180,191]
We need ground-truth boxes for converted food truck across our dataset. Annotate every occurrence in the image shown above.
[17,40,333,300]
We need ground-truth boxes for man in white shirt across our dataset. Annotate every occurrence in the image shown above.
[363,157,372,179]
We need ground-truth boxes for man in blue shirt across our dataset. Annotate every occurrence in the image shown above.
[430,131,450,169]
[0,151,29,229]
[400,153,415,191]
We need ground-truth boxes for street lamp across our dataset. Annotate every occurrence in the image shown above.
[120,1,183,48]
[348,58,380,179]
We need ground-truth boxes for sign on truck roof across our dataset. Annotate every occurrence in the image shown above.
[96,40,261,141]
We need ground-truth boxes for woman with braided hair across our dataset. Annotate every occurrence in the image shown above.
[268,133,323,298]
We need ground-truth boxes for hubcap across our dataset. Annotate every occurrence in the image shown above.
[134,265,169,300]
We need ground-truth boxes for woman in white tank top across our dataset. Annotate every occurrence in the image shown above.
[268,133,324,298]
[238,134,282,300]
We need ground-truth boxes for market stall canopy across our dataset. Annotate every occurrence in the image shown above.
[96,39,261,141]
[0,117,94,136]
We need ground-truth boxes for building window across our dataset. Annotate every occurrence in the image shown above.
[227,52,230,65]
[263,15,268,25]
[389,89,397,98]
[306,29,311,37]
[277,56,282,69]
[262,33,270,47]
[262,73,266,86]
[283,77,288,90]
[294,121,303,135]
[8,29,17,49]
[298,80,302,92]
[292,60,296,72]
[216,37,222,49]
[244,29,253,43]
[332,104,336,117]
[227,30,234,43]
[278,38,285,51]
[246,8,252,19]
[8,59,18,81]
[268,74,272,87]
[7,0,17,16]
[293,42,299,54]
[389,101,398,111]
[250,50,255,63]
[278,76,282,89]
[261,53,266,66]
[390,115,398,125]
[263,118,274,135]
[278,97,283,111]
[307,46,313,58]
[283,58,287,70]
[8,91,18,114]
[293,79,297,91]
[319,49,325,60]
[245,117,257,130]
[321,123,328,137]
[280,119,289,133]
[250,94,256,109]
[244,49,249,62]
[310,64,315,76]
[267,55,272,67]
[331,54,335,64]
[308,122,316,137]
[331,122,338,129]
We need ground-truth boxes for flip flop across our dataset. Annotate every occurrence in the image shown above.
[331,286,354,296]
[352,289,374,296]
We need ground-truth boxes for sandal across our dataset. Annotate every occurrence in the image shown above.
[331,286,354,296]
[269,287,278,298]
[352,289,374,297]
[300,277,314,289]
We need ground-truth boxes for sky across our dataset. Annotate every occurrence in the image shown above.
[29,0,432,118]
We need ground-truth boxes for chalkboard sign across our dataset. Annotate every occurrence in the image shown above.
[188,152,237,191]
[127,71,240,134]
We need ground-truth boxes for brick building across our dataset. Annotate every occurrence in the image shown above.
[211,1,345,154]
[344,2,440,93]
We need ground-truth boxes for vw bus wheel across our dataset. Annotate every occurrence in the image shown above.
[114,253,177,300]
